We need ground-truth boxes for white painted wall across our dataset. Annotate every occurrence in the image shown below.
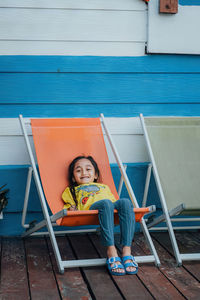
[0,117,149,165]
[0,0,147,56]
[1,0,199,56]
[147,0,200,55]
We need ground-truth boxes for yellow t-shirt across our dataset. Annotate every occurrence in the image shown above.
[62,183,117,210]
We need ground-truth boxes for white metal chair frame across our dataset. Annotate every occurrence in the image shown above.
[140,114,200,266]
[19,113,160,273]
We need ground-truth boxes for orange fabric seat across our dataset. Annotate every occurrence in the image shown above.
[61,208,151,226]
[31,118,150,226]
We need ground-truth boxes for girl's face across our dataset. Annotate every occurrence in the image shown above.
[73,158,98,185]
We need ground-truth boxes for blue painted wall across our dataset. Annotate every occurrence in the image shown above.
[1,55,200,118]
[179,0,200,5]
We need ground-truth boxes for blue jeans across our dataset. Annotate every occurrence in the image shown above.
[90,198,135,247]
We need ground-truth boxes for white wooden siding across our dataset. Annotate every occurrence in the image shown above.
[0,10,145,41]
[0,118,149,165]
[0,41,145,56]
[147,0,200,55]
[0,0,147,56]
[0,0,145,10]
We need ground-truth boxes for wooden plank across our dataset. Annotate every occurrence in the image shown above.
[0,135,147,165]
[0,9,146,42]
[68,234,123,299]
[90,233,154,300]
[132,234,185,299]
[0,0,146,10]
[0,40,145,56]
[0,117,148,165]
[1,73,200,104]
[46,236,92,299]
[0,238,30,300]
[0,103,200,120]
[24,237,60,300]
[1,56,200,73]
[0,117,143,136]
[176,232,200,281]
[156,231,200,281]
[150,232,200,298]
[0,136,35,165]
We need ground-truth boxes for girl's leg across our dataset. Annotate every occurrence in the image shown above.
[90,199,115,246]
[114,198,135,246]
[90,199,125,274]
[114,198,137,273]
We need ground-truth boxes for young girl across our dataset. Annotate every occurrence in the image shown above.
[62,155,138,276]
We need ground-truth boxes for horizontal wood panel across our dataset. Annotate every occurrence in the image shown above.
[0,117,148,165]
[0,136,36,164]
[0,103,200,118]
[0,1,146,56]
[1,56,200,73]
[0,117,143,136]
[179,0,200,4]
[0,135,148,164]
[0,0,146,10]
[0,9,146,42]
[1,73,200,103]
[0,41,145,56]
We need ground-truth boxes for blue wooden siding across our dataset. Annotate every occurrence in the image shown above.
[179,0,200,5]
[1,55,200,118]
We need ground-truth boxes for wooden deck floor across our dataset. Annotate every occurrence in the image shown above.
[0,231,200,300]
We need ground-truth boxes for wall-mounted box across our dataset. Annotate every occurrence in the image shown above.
[160,0,178,13]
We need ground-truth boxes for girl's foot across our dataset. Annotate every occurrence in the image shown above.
[107,246,125,275]
[122,246,138,274]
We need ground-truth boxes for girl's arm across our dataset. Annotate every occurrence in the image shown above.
[68,205,77,211]
[62,187,77,210]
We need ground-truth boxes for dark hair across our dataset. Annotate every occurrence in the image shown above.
[68,155,100,207]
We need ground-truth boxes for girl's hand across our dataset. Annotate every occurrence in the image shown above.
[69,205,77,211]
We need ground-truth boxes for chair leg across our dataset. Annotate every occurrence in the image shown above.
[21,167,33,229]
[140,218,161,266]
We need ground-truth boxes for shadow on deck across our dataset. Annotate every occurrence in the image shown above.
[0,231,200,299]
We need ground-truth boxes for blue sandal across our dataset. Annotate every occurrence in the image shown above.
[106,257,125,276]
[122,255,138,275]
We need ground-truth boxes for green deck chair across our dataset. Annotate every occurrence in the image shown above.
[140,115,200,265]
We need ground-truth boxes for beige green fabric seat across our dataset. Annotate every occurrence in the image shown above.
[140,116,200,265]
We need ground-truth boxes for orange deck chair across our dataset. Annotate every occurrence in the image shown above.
[19,114,160,273]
